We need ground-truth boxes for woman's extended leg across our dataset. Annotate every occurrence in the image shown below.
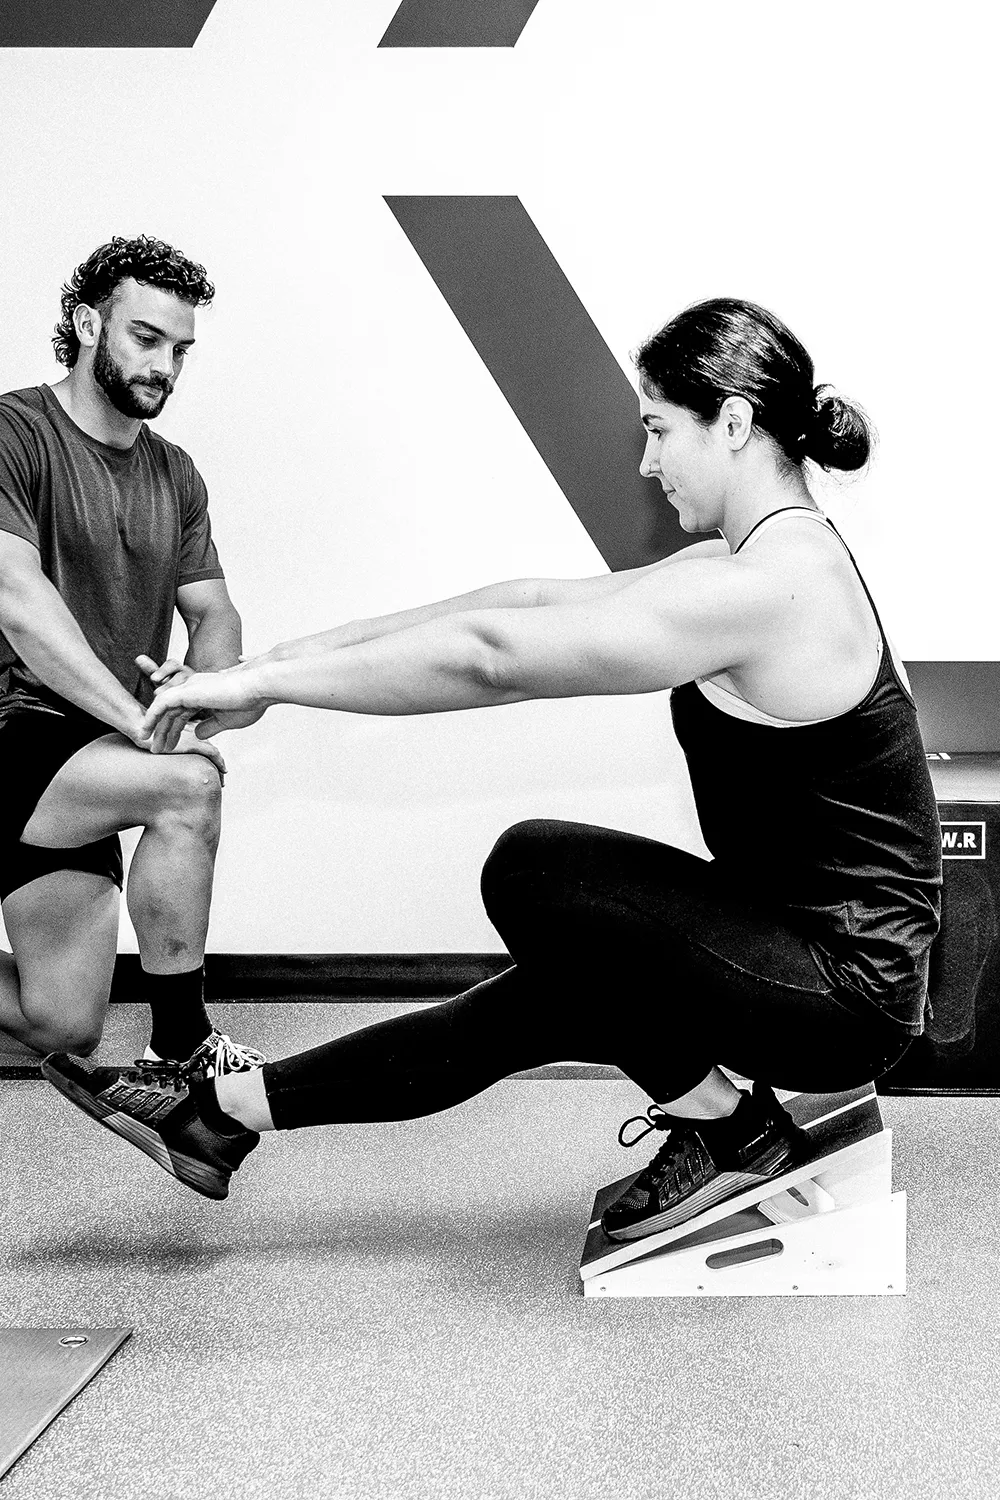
[224,819,909,1131]
[43,819,911,1202]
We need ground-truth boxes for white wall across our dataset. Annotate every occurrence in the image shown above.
[0,0,995,950]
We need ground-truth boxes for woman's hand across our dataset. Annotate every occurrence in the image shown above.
[141,664,268,749]
[135,652,200,752]
[238,641,298,667]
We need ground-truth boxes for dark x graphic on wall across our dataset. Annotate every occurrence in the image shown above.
[0,0,539,48]
[0,0,219,47]
[0,0,991,747]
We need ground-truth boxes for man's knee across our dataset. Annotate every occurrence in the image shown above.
[151,755,223,831]
[29,1014,104,1057]
[17,970,108,1056]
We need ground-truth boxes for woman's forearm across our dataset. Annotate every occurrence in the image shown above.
[264,577,545,661]
[250,614,513,715]
[141,585,678,741]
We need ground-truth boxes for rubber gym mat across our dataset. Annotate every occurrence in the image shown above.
[0,1327,132,1477]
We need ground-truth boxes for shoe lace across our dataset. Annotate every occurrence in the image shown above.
[128,1058,188,1091]
[193,1031,266,1078]
[617,1105,702,1187]
[131,1033,264,1088]
[617,1104,675,1149]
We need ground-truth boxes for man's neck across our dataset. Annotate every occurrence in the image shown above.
[50,371,141,450]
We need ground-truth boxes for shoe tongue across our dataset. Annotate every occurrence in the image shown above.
[650,1120,701,1170]
[135,1055,188,1085]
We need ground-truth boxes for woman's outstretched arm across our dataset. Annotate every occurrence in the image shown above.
[249,541,732,662]
[140,549,780,745]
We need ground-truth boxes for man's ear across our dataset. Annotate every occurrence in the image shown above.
[73,302,101,352]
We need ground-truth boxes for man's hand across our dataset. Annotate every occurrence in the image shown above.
[169,723,227,780]
[135,653,199,752]
[135,653,194,690]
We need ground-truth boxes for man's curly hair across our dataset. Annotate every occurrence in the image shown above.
[53,235,215,368]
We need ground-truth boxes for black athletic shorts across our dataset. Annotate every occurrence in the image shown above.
[0,684,124,903]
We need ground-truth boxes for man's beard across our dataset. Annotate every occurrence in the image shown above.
[93,328,172,420]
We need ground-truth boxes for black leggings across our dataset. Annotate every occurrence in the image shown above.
[263,820,912,1130]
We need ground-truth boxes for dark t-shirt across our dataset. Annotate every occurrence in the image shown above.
[0,384,224,702]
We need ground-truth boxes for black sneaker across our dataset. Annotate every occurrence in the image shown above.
[601,1084,811,1241]
[41,1052,259,1201]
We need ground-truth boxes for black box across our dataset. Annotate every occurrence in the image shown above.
[881,755,1000,1093]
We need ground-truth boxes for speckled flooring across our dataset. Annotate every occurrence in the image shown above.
[2,1003,1000,1500]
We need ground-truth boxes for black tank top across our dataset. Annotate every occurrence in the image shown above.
[670,512,941,1034]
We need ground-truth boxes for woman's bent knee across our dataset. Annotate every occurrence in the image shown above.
[480,819,584,928]
[482,820,563,886]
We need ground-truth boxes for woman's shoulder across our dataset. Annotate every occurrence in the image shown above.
[644,538,732,577]
[735,512,851,583]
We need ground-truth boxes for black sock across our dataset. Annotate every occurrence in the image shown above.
[145,965,212,1061]
[692,1087,787,1160]
[189,1077,251,1137]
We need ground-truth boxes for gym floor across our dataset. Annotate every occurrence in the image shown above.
[2,1001,998,1500]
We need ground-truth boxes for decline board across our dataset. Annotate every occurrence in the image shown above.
[580,1083,894,1293]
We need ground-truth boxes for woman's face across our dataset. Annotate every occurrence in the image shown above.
[638,392,729,533]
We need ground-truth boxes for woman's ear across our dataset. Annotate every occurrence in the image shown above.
[718,395,754,451]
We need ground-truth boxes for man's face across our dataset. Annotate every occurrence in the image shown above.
[90,278,196,420]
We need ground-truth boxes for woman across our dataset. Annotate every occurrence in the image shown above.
[44,298,941,1241]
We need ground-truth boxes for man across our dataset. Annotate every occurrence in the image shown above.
[0,235,263,1077]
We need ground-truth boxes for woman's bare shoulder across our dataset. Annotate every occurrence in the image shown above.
[656,538,731,568]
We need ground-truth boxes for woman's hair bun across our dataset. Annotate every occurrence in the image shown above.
[804,385,873,472]
[634,300,876,474]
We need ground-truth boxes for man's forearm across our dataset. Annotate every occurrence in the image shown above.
[1,579,145,737]
[184,604,243,672]
[265,577,545,661]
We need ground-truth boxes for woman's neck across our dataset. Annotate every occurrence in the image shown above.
[719,474,817,553]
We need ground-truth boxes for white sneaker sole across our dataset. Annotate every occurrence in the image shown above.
[603,1140,803,1241]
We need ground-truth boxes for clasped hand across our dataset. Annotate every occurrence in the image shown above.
[134,653,267,764]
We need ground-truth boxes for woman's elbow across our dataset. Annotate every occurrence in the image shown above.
[462,620,521,699]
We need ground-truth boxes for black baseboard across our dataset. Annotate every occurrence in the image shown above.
[0,955,514,1078]
[7,953,999,1095]
[107,953,512,1002]
[878,1084,1000,1096]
